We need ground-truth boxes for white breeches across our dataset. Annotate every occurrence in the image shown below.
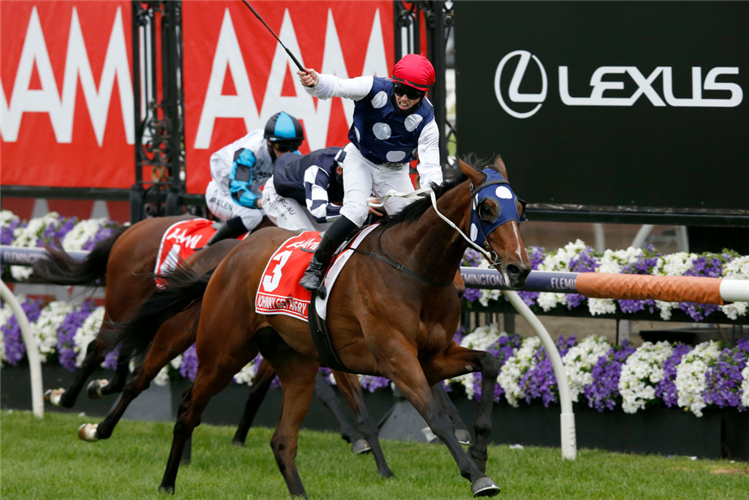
[339,144,416,227]
[261,179,329,232]
[205,180,265,231]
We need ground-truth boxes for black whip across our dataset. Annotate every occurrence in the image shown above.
[240,0,305,72]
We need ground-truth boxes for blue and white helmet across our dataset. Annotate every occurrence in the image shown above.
[264,112,304,151]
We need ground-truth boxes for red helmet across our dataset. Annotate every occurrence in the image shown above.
[392,54,435,91]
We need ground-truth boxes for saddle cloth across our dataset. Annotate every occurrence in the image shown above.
[255,225,379,322]
[154,218,245,284]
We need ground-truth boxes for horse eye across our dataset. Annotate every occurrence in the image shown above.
[479,199,500,223]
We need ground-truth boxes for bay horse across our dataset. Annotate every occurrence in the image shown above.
[32,216,377,454]
[112,156,530,497]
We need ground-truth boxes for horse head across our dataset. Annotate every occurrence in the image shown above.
[459,155,531,289]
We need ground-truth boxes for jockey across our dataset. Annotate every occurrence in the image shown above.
[263,147,357,232]
[296,54,443,292]
[205,112,305,246]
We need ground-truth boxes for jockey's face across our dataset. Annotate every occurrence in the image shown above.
[393,83,424,111]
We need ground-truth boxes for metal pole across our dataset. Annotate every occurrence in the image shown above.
[503,290,577,460]
[0,281,44,419]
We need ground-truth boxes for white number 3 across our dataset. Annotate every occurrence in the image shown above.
[262,250,292,292]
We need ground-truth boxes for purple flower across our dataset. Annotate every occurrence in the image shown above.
[584,339,636,412]
[678,253,727,321]
[463,287,482,303]
[518,335,577,407]
[360,375,391,393]
[1,217,21,245]
[654,343,692,407]
[471,334,522,402]
[56,300,97,372]
[704,339,749,410]
[1,297,44,365]
[83,223,117,251]
[617,246,662,314]
[180,344,198,381]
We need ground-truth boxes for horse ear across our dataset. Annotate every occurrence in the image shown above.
[493,155,509,180]
[458,159,485,185]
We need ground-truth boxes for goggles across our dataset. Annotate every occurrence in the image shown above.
[393,83,424,100]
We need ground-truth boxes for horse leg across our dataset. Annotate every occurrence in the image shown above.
[261,349,318,499]
[79,320,196,442]
[422,346,501,483]
[87,353,129,399]
[160,347,255,494]
[47,337,107,408]
[331,371,393,478]
[312,372,363,448]
[231,357,274,446]
[378,343,500,497]
[433,383,472,445]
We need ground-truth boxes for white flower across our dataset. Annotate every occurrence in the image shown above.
[153,365,170,386]
[233,360,258,386]
[619,341,673,414]
[1,210,19,226]
[721,256,749,320]
[598,247,643,274]
[31,301,76,362]
[498,337,541,407]
[10,212,64,280]
[562,335,611,403]
[450,323,507,399]
[62,218,106,251]
[674,340,721,417]
[73,307,105,368]
[587,298,616,316]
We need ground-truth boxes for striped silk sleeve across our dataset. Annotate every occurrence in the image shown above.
[304,166,341,223]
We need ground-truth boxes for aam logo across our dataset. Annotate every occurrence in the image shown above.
[494,50,743,119]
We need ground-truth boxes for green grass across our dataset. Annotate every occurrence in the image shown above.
[2,411,747,500]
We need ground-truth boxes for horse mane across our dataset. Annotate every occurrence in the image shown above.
[379,156,491,228]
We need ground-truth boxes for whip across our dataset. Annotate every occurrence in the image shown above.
[240,0,305,72]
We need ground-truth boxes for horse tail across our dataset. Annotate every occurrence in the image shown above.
[29,225,128,286]
[107,261,215,359]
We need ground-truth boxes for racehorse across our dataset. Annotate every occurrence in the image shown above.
[112,156,530,498]
[32,216,379,455]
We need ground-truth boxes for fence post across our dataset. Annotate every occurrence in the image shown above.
[0,281,44,418]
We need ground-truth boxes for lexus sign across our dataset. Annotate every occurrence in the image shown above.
[456,2,748,214]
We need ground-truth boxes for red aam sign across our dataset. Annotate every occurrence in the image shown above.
[1,1,394,194]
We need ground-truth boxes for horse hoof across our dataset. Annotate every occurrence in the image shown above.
[455,428,472,445]
[87,379,109,399]
[44,388,65,406]
[158,484,175,495]
[351,438,371,455]
[78,423,99,442]
[230,439,245,447]
[471,477,500,497]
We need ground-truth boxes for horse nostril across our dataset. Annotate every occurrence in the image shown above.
[507,265,531,282]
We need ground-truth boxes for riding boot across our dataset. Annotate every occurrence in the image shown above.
[300,216,358,293]
[205,216,247,247]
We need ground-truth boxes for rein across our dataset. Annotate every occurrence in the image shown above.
[352,228,453,287]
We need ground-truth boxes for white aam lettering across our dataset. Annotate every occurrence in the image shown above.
[0,7,134,145]
[194,7,389,150]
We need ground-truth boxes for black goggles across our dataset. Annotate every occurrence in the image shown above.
[272,140,302,153]
[393,84,424,100]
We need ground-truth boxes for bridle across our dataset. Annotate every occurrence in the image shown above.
[430,167,526,270]
[353,167,526,285]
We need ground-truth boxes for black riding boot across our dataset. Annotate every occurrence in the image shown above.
[205,216,247,247]
[300,216,358,293]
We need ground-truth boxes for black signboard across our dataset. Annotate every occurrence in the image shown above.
[455,2,748,225]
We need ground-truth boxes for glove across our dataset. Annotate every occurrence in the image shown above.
[233,188,261,209]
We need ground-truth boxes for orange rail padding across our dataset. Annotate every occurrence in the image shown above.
[576,273,725,305]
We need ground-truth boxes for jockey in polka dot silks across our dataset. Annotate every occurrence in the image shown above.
[262,146,347,232]
[297,54,444,293]
[204,112,305,246]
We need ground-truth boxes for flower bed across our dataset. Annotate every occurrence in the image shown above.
[461,240,749,322]
[2,212,749,458]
